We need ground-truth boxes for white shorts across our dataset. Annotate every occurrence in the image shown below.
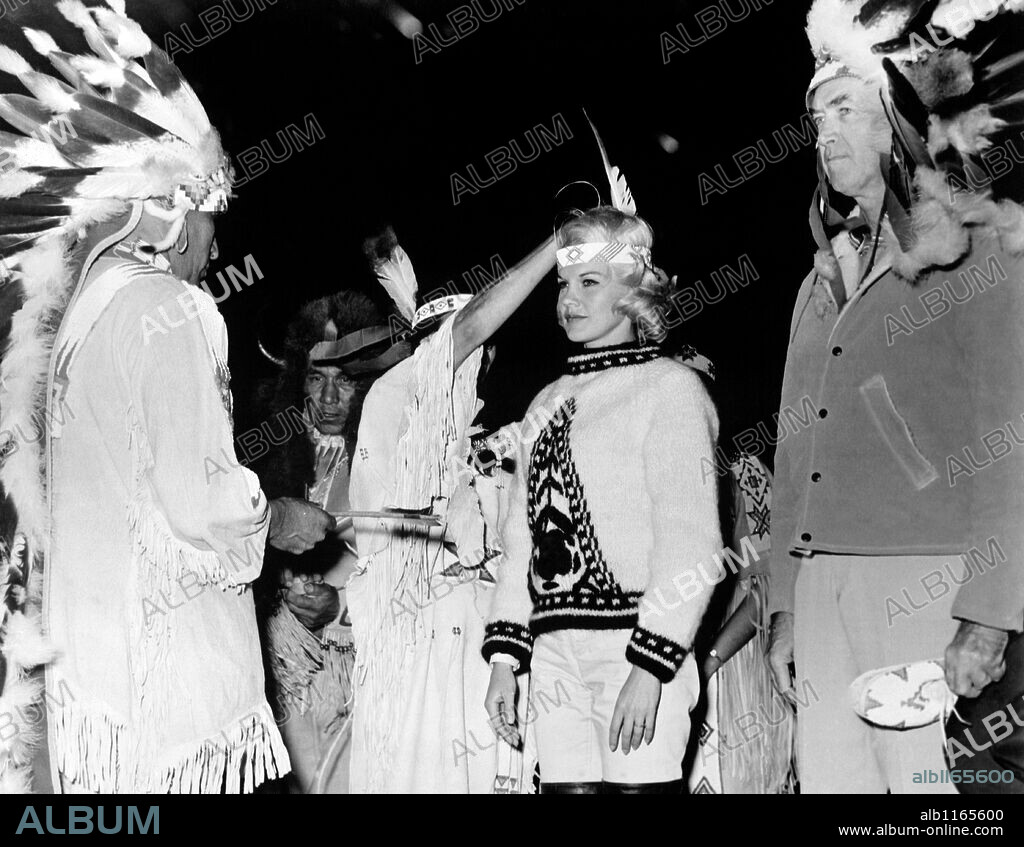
[530,629,699,785]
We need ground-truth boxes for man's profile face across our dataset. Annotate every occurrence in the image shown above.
[168,210,218,286]
[811,77,892,201]
[304,363,356,436]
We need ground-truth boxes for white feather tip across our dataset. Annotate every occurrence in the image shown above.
[0,46,32,78]
[93,8,152,59]
[56,0,94,30]
[68,55,126,89]
[23,29,61,57]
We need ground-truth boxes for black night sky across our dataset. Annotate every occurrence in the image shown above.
[1,0,822,456]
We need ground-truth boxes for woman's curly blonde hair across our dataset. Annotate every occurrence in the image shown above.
[555,206,676,343]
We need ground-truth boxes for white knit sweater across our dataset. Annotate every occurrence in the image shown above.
[483,343,722,682]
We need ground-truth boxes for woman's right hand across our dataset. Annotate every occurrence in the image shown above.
[484,663,521,748]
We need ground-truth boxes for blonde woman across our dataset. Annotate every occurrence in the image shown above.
[483,207,722,793]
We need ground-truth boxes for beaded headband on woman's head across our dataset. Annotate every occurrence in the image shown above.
[556,112,650,270]
[555,241,651,269]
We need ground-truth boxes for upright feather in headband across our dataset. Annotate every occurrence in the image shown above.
[368,232,418,324]
[583,109,637,214]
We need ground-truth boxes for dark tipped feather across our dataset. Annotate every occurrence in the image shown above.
[142,44,184,99]
[63,104,150,148]
[866,0,940,54]
[72,92,169,140]
[18,166,102,198]
[882,58,933,170]
[0,95,56,137]
[0,197,72,216]
[0,232,54,256]
[0,216,67,236]
[45,51,99,97]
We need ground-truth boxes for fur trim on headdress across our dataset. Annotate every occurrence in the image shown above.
[2,610,58,670]
[929,106,1006,157]
[0,532,54,793]
[890,167,1024,278]
[0,239,76,551]
[903,48,974,108]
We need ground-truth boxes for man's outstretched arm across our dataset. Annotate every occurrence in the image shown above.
[451,236,556,369]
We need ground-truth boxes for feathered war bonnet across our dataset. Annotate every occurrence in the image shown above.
[0,1,221,793]
[805,0,1024,280]
[0,0,233,268]
[0,0,233,550]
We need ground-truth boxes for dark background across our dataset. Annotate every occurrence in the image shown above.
[1,0,820,453]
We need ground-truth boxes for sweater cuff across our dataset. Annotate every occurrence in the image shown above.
[482,621,533,672]
[626,626,687,683]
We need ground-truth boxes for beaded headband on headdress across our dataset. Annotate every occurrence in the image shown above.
[367,231,473,336]
[174,164,231,214]
[556,112,649,270]
[411,293,472,329]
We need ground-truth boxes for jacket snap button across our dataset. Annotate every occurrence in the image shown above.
[811,472,822,482]
[801,532,812,542]
[832,346,842,356]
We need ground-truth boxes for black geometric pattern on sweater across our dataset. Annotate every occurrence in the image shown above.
[530,590,643,637]
[527,397,631,609]
[565,342,661,376]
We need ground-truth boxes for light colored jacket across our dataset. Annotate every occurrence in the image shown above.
[769,236,1024,633]
[45,254,287,792]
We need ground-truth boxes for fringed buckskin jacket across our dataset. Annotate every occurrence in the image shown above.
[44,248,288,793]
